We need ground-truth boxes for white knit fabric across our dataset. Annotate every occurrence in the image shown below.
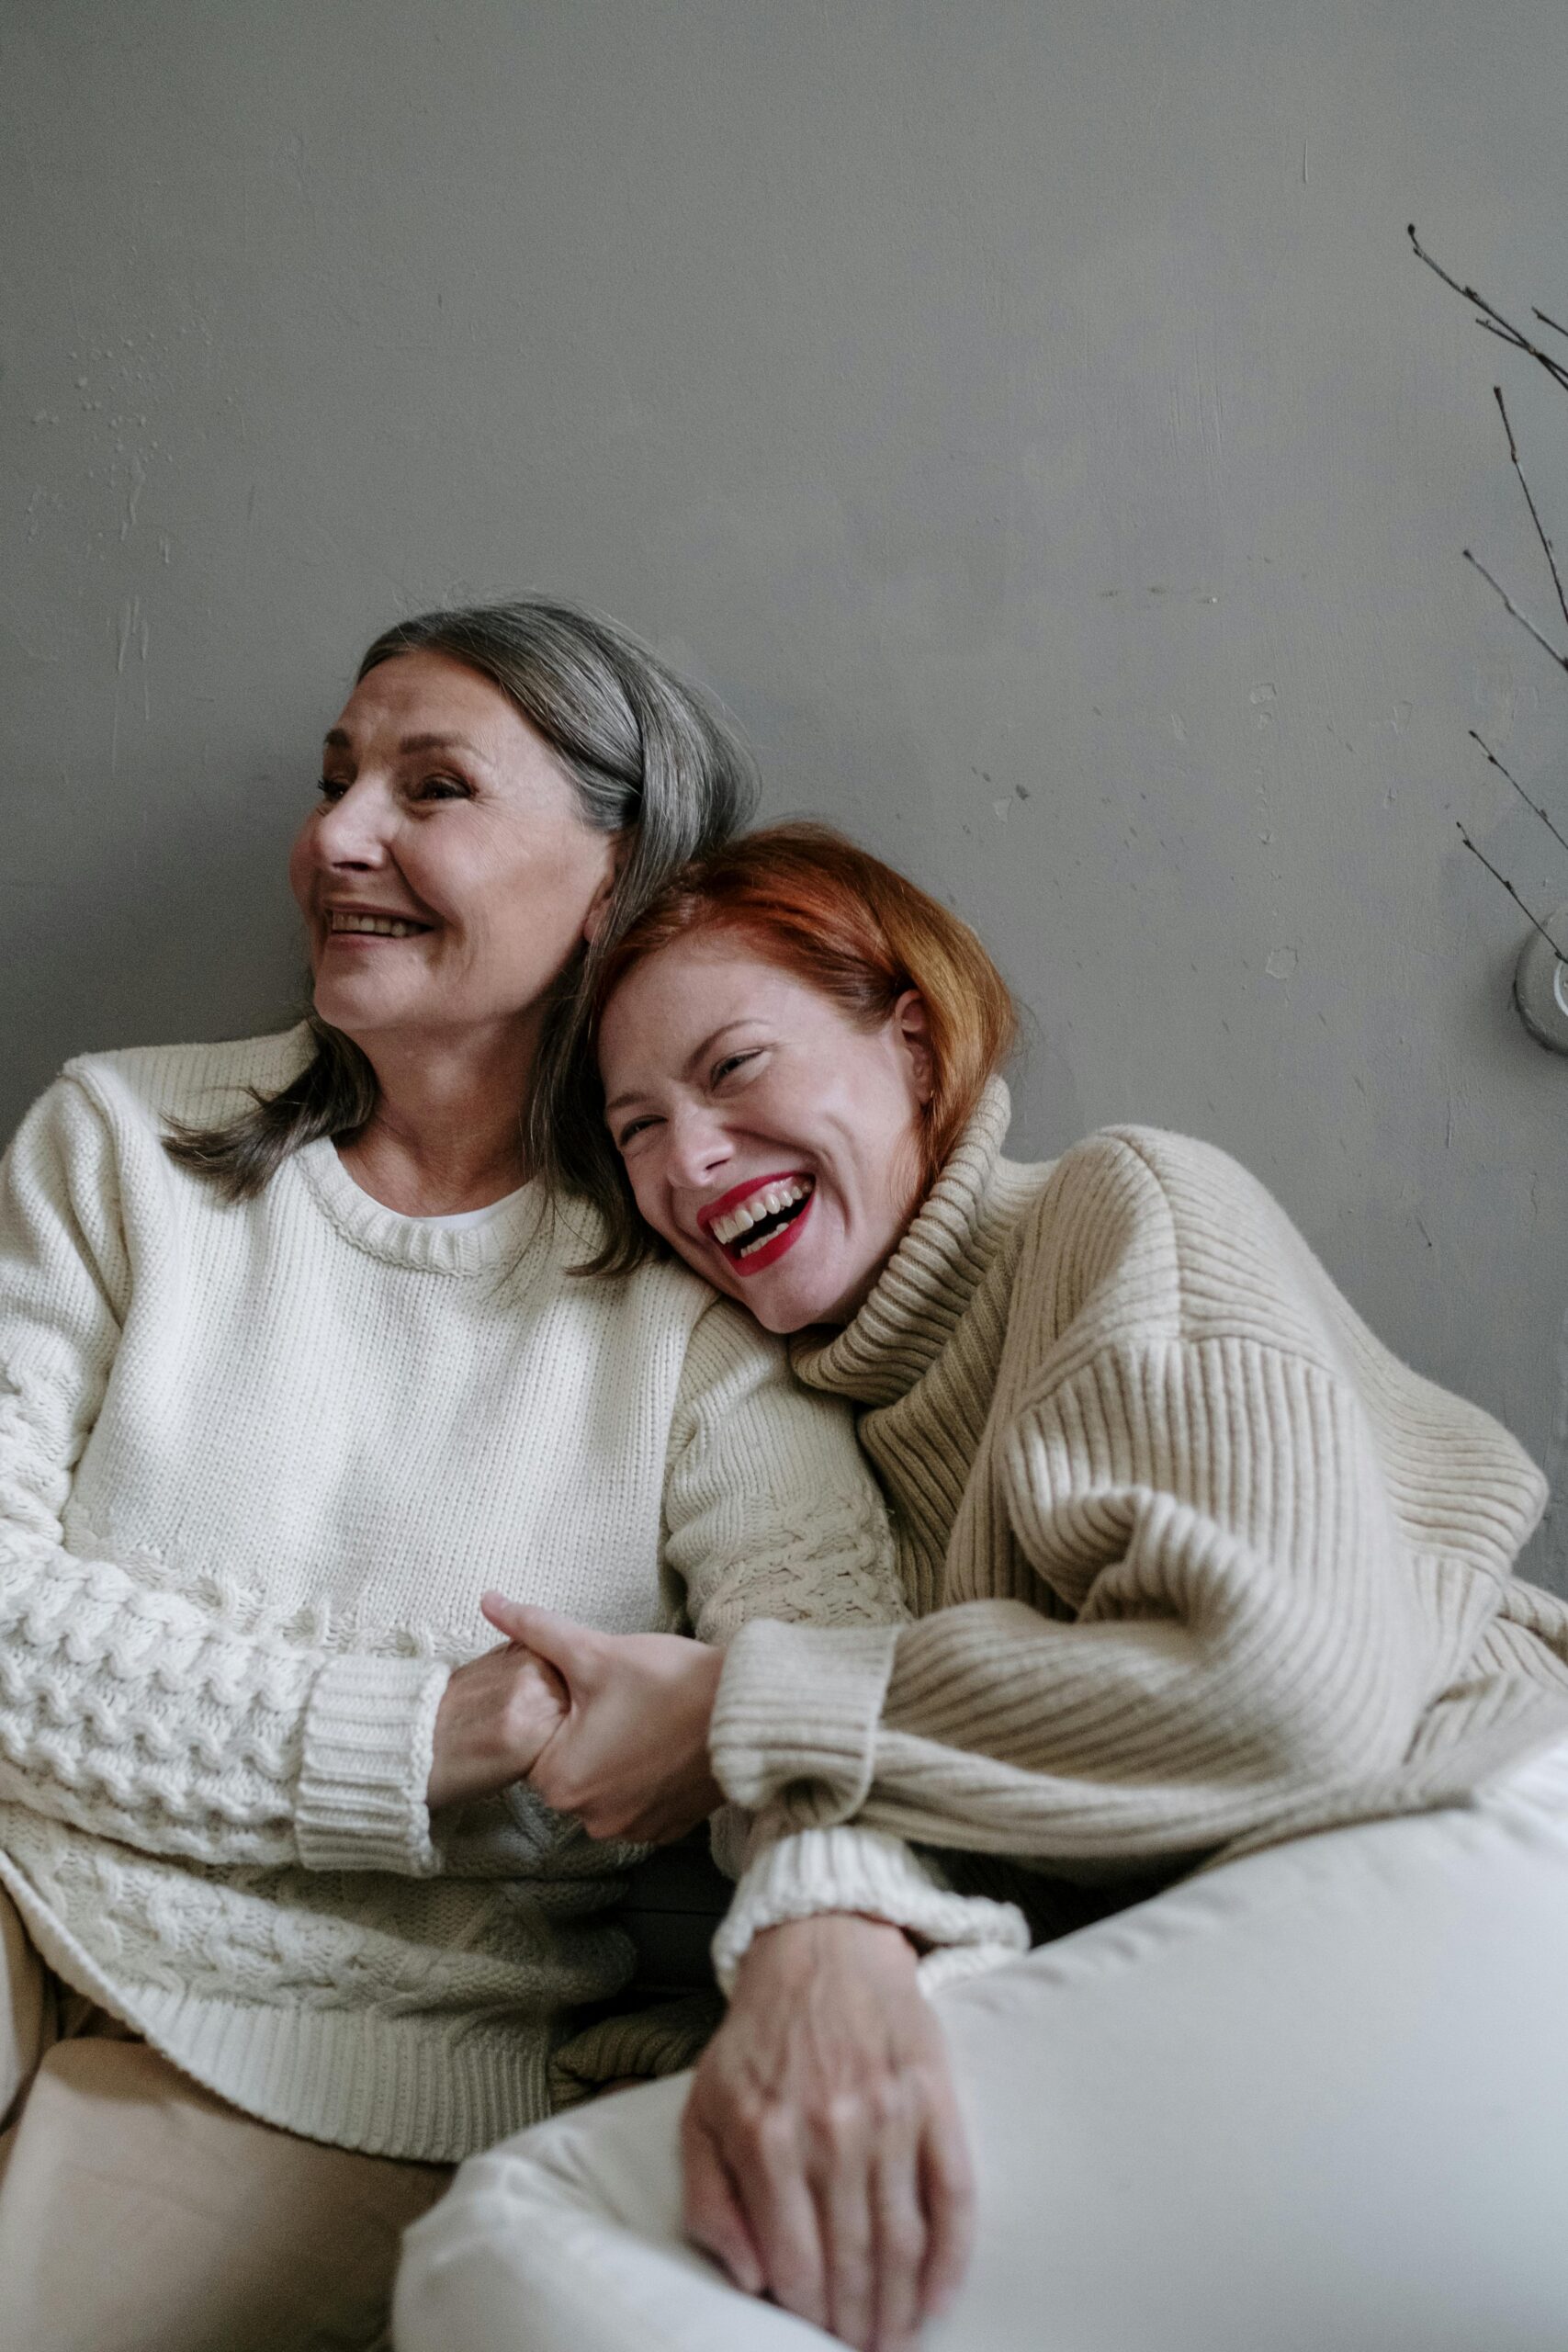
[0,1028,917,2162]
[710,1082,1568,1892]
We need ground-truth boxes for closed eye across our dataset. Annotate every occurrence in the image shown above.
[615,1113,661,1150]
[712,1049,761,1085]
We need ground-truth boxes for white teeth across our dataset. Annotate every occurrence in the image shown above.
[710,1176,813,1248]
[329,912,425,938]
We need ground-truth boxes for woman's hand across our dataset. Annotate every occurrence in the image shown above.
[479,1593,725,1843]
[682,1914,975,2352]
[425,1632,569,1813]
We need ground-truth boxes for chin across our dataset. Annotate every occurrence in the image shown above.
[746,1293,815,1336]
[743,1263,860,1336]
[310,980,403,1035]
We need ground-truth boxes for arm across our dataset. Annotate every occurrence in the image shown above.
[510,1299,1012,2346]
[0,1076,554,1876]
[494,1294,900,1838]
[711,1187,1436,1871]
[511,1301,1014,2345]
[517,1299,1025,1962]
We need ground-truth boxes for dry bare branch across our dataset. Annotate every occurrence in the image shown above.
[1456,823,1566,955]
[1469,729,1568,858]
[1493,383,1568,635]
[1409,224,1568,395]
[1461,548,1568,670]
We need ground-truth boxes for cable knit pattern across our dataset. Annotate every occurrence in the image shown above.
[710,1081,1568,1882]
[0,1029,909,2161]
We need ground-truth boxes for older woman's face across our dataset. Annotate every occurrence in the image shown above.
[288,650,616,1052]
[599,936,932,1332]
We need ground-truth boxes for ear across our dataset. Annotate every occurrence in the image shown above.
[893,989,935,1105]
[582,834,628,947]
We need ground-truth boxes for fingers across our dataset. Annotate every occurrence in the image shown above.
[478,1590,534,1644]
[818,2098,876,2351]
[818,2094,925,2352]
[869,2132,927,2352]
[725,2106,829,2334]
[716,2099,926,2352]
[915,2090,976,2328]
[682,2111,765,2297]
[479,1594,600,1684]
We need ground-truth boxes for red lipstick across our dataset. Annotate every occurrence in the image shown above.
[725,1190,815,1277]
[697,1171,812,1233]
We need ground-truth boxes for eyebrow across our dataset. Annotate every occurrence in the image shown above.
[320,729,489,760]
[604,1021,760,1117]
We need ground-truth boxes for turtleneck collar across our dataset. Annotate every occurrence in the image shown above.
[791,1077,1043,1407]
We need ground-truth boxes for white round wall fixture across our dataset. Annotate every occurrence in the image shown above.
[1515,911,1568,1053]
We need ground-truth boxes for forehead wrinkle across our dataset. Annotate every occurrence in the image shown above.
[320,727,492,763]
[397,733,490,761]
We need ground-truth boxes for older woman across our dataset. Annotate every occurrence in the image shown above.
[0,638,1010,2351]
[398,823,1568,2352]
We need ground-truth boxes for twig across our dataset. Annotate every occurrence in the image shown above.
[1456,823,1565,956]
[1469,729,1568,858]
[1475,315,1563,368]
[1492,384,1568,634]
[1535,305,1568,347]
[1409,223,1568,396]
[1462,548,1568,670]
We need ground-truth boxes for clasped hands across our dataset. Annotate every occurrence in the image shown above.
[426,1594,973,2352]
[425,1589,724,1841]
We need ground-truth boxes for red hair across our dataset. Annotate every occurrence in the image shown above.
[580,823,1016,1272]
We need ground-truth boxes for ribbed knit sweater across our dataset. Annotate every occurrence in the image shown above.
[0,1029,984,2162]
[709,1082,1568,1892]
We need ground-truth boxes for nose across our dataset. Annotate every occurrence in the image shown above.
[310,777,393,871]
[666,1101,735,1191]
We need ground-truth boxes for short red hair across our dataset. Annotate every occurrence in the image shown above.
[579,823,1016,1272]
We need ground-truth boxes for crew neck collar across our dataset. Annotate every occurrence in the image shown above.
[296,1136,550,1272]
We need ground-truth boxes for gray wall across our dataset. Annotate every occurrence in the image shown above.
[7,1,1568,1584]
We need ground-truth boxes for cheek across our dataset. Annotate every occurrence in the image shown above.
[287,825,315,911]
[625,1161,672,1244]
[478,845,606,963]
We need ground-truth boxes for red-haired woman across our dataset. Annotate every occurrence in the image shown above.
[400,824,1568,2352]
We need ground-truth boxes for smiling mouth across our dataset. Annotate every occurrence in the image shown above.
[325,910,433,939]
[702,1173,817,1273]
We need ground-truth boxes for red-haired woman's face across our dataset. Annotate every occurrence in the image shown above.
[599,935,933,1332]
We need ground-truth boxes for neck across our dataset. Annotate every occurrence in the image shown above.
[338,1016,542,1216]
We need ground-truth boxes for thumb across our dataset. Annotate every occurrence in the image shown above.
[479,1594,603,1684]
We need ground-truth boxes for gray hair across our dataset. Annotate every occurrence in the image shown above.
[165,598,758,1209]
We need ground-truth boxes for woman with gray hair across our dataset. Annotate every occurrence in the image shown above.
[0,603,988,2349]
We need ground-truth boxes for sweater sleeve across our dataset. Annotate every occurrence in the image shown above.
[662,1300,1028,1980]
[0,1078,448,1877]
[711,1164,1440,1871]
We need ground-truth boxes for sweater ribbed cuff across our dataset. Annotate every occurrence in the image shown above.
[297,1653,451,1876]
[710,1620,901,1824]
[711,1824,1030,1996]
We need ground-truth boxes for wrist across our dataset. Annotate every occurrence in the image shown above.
[741,1910,919,1984]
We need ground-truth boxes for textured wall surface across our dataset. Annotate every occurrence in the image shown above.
[6,1,1568,1582]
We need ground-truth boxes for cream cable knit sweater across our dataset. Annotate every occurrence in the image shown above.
[0,1029,1017,2165]
[709,1082,1568,1899]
